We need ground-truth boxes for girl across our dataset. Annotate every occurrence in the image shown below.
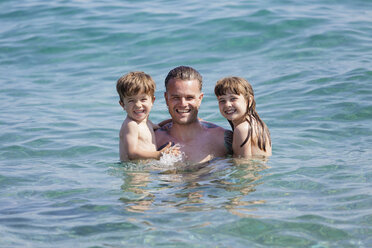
[215,77,272,157]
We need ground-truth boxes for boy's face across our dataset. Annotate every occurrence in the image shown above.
[120,93,155,123]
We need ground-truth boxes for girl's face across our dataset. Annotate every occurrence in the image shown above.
[217,92,247,125]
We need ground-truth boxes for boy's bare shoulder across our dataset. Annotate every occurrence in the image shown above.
[120,118,139,136]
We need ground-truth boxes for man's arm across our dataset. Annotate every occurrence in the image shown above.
[224,129,233,155]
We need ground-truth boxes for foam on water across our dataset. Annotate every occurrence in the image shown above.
[157,144,185,166]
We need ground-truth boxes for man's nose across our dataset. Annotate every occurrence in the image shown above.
[180,97,187,105]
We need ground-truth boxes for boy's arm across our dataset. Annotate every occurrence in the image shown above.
[121,121,175,160]
[122,121,161,160]
[119,126,126,161]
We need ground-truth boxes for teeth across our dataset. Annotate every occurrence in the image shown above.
[225,109,235,114]
[177,109,190,113]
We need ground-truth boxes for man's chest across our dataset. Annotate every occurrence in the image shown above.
[180,137,223,162]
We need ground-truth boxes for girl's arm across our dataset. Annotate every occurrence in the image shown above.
[232,122,252,158]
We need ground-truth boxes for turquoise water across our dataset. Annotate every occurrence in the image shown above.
[1,0,371,247]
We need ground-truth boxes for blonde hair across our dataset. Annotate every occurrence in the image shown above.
[215,76,271,152]
[116,71,155,102]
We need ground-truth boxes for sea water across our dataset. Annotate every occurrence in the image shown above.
[1,0,371,247]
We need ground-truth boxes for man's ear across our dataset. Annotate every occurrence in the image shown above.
[196,92,204,109]
[164,92,168,106]
[199,92,204,101]
[152,96,156,103]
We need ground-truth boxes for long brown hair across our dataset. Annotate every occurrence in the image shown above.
[215,76,271,151]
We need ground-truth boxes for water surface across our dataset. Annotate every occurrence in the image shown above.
[1,0,371,247]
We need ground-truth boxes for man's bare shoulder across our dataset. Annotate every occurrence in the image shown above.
[154,121,172,148]
[154,121,172,141]
[200,121,228,143]
[201,121,233,155]
[156,121,172,132]
[200,121,226,134]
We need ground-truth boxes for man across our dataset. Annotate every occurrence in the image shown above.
[155,66,233,164]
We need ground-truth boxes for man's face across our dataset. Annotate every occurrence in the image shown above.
[165,78,203,125]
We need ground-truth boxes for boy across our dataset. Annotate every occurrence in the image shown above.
[116,71,176,161]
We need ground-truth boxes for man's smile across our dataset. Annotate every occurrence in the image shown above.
[176,109,191,113]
